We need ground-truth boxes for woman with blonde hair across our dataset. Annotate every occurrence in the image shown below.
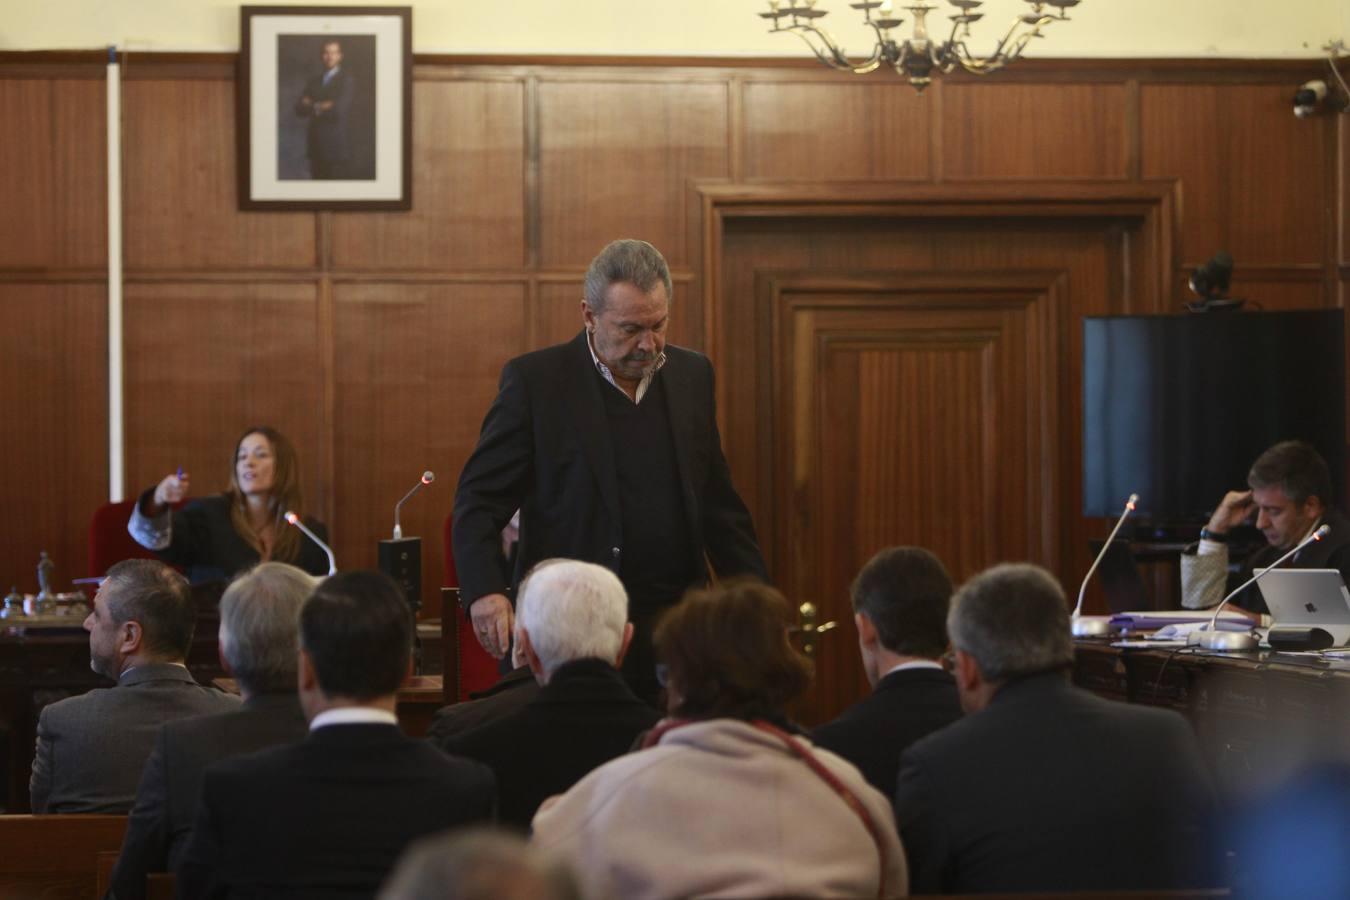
[128,426,329,582]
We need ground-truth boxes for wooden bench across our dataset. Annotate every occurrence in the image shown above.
[95,850,174,900]
[0,814,127,899]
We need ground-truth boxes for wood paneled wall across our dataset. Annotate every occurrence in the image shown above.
[0,54,1345,637]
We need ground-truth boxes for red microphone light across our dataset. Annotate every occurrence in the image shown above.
[284,511,299,525]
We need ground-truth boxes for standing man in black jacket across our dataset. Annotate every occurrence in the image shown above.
[812,546,963,799]
[453,239,766,701]
[108,562,317,900]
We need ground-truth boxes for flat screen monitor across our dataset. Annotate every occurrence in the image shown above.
[1082,309,1345,520]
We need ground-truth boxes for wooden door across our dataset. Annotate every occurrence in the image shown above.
[697,183,1176,724]
[769,275,1063,723]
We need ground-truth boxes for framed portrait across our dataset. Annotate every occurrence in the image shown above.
[238,5,412,210]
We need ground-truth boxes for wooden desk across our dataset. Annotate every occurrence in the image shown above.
[1073,640,1350,794]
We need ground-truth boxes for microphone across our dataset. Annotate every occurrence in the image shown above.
[284,511,336,576]
[392,471,435,540]
[1195,524,1330,651]
[1071,493,1138,638]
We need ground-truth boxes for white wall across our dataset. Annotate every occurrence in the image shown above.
[3,0,1345,59]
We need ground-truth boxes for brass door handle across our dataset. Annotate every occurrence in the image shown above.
[798,601,839,658]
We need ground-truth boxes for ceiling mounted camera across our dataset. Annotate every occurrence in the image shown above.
[1294,80,1328,118]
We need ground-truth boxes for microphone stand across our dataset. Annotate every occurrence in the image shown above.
[1071,493,1139,638]
[284,511,337,575]
[1195,524,1330,651]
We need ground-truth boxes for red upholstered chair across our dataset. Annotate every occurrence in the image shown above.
[442,514,505,702]
[87,499,160,578]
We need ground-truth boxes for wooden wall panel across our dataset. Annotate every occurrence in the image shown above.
[538,80,729,267]
[0,79,105,269]
[0,283,107,586]
[333,281,527,607]
[1141,84,1327,267]
[942,83,1128,180]
[122,79,316,270]
[1,54,1346,637]
[331,80,527,270]
[121,282,325,520]
[742,81,929,180]
[535,282,583,351]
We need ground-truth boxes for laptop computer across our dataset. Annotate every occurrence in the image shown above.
[1254,568,1350,647]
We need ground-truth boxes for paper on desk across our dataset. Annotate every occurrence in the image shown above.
[1149,620,1253,640]
[1110,610,1253,632]
[1112,639,1187,648]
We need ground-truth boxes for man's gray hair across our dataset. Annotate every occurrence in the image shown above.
[516,559,628,677]
[583,239,673,313]
[219,562,319,695]
[947,563,1073,682]
[380,828,578,900]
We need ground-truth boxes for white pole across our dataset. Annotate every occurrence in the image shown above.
[107,46,124,502]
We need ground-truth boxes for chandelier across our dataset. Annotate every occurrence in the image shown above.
[759,0,1081,91]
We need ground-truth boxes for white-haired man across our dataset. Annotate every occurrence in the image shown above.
[435,559,660,830]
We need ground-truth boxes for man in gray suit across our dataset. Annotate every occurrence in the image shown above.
[894,563,1218,894]
[29,558,239,813]
[108,562,317,899]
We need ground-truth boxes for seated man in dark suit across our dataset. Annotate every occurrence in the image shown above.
[894,563,1218,895]
[29,558,239,813]
[436,559,659,830]
[175,571,496,899]
[108,562,319,900]
[812,546,962,798]
[1182,440,1350,620]
[426,644,541,745]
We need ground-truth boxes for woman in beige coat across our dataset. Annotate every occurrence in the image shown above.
[532,581,908,899]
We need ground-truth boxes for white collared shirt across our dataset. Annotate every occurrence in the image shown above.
[309,707,398,732]
[883,659,945,678]
[587,331,666,404]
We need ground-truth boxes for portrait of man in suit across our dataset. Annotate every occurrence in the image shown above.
[278,34,376,181]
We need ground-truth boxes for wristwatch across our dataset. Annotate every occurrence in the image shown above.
[1198,527,1228,544]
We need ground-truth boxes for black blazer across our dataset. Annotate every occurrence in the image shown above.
[175,723,495,900]
[425,665,540,745]
[811,666,962,800]
[139,490,331,583]
[107,693,308,900]
[894,672,1218,895]
[452,331,765,608]
[436,658,659,830]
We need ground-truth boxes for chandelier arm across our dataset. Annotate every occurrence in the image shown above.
[944,11,1052,73]
[784,22,885,74]
[989,13,1054,62]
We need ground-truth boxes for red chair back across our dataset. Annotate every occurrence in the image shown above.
[443,514,505,702]
[87,500,160,578]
